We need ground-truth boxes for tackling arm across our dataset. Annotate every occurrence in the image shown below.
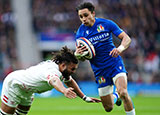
[49,77,77,99]
[65,78,101,103]
[65,78,84,98]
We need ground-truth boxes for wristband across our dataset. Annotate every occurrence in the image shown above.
[82,95,87,100]
[117,45,125,52]
[82,95,92,102]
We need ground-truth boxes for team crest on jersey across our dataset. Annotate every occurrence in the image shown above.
[98,76,106,84]
[97,24,104,32]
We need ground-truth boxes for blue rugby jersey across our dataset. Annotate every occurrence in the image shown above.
[76,18,126,77]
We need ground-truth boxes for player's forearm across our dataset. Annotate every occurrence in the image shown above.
[121,35,131,49]
[65,79,84,98]
[49,77,66,94]
[118,32,131,52]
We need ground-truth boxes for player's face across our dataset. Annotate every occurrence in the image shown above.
[78,8,95,26]
[62,63,78,77]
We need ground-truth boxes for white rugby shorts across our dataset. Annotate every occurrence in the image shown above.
[98,73,127,96]
[1,72,34,108]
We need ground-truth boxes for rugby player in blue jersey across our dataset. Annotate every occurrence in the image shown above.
[75,2,135,115]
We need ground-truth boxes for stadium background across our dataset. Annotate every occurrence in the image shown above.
[0,0,160,114]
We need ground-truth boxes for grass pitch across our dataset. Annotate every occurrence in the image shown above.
[29,96,160,115]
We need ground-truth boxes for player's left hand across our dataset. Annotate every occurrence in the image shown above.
[109,48,121,57]
[83,95,101,103]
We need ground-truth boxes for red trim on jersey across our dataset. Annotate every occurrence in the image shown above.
[47,75,51,80]
[47,74,58,80]
[55,74,59,77]
[3,98,8,103]
[4,95,8,100]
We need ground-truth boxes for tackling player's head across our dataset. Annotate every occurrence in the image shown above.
[52,46,78,65]
[52,46,79,78]
[76,2,95,27]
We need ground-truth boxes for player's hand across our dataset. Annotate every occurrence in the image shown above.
[74,46,88,61]
[75,46,88,56]
[109,48,121,57]
[83,95,101,103]
[64,87,77,99]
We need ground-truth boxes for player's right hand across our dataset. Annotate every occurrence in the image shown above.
[109,48,121,57]
[75,46,88,56]
[74,46,88,61]
[83,95,101,103]
[64,87,77,99]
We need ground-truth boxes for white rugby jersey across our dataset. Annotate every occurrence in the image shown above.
[4,60,67,94]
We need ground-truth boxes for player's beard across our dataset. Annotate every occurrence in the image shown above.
[62,69,70,80]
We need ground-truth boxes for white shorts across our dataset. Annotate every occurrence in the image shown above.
[98,73,127,97]
[1,73,34,108]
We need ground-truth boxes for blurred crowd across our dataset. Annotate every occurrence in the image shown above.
[0,0,160,83]
[0,0,17,81]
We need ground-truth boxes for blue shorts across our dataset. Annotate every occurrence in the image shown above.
[95,61,127,88]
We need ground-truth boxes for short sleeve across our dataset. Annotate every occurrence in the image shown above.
[45,73,61,85]
[44,69,72,84]
[107,20,123,37]
[43,68,62,84]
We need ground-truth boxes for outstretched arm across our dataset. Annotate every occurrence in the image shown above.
[65,78,101,103]
[110,32,131,57]
[49,77,77,99]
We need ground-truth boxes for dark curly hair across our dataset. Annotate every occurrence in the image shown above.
[76,2,95,13]
[52,46,78,64]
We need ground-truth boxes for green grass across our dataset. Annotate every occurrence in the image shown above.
[28,96,160,115]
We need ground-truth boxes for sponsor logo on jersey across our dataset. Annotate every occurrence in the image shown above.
[89,33,109,44]
[97,24,104,32]
[98,76,106,84]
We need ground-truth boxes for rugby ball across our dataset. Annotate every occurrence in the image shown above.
[76,37,96,59]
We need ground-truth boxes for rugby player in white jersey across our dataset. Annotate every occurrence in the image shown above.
[0,46,101,115]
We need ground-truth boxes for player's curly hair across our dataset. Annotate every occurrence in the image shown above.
[76,2,95,13]
[52,46,78,64]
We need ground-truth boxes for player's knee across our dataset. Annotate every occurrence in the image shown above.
[104,105,113,112]
[0,109,13,115]
[15,108,28,115]
[118,88,128,100]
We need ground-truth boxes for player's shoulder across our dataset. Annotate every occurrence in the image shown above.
[44,60,58,68]
[43,60,61,74]
[96,17,115,24]
[78,24,85,31]
[76,24,85,38]
[36,60,58,69]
